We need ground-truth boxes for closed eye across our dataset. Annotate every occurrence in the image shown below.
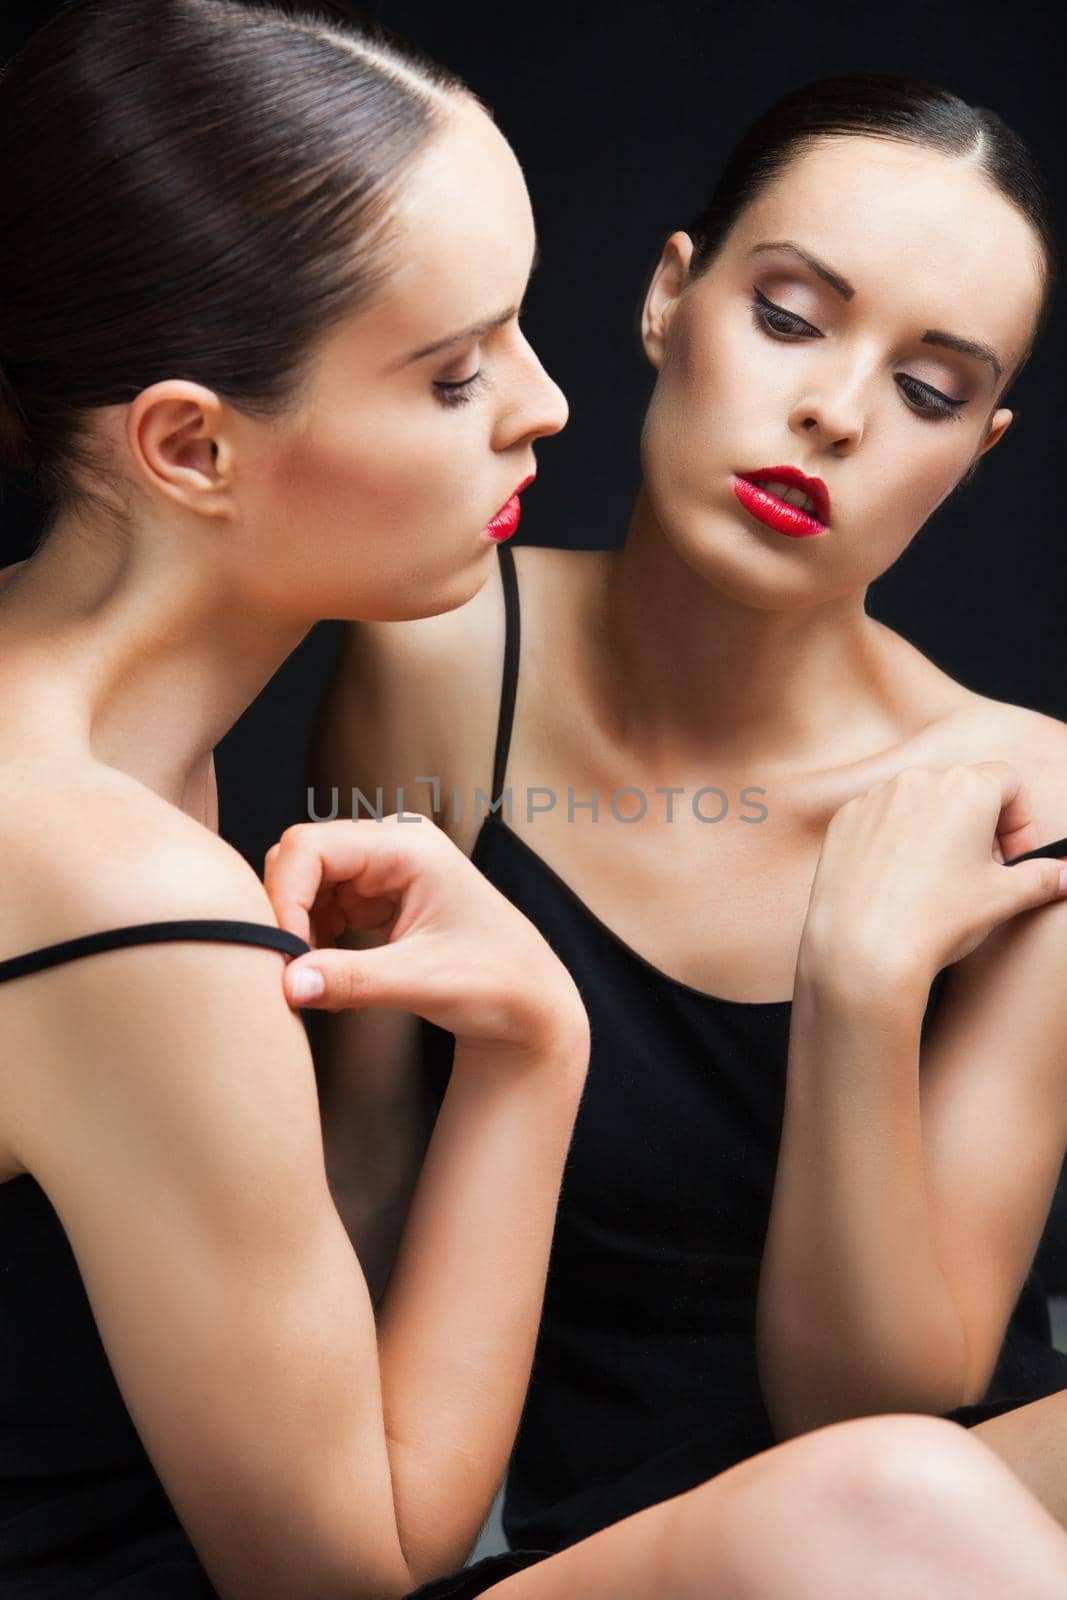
[893,374,965,421]
[750,289,965,423]
[751,287,821,340]
[433,370,490,409]
[433,295,532,411]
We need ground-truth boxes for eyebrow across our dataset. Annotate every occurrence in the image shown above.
[748,240,1003,385]
[750,241,855,300]
[400,239,540,366]
[919,328,1002,386]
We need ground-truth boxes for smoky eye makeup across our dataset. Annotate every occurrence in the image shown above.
[749,288,968,423]
[428,291,532,410]
[433,369,490,409]
[750,286,821,339]
[893,373,966,421]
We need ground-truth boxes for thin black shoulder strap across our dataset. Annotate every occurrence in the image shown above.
[0,918,310,984]
[490,541,521,808]
[1003,834,1067,866]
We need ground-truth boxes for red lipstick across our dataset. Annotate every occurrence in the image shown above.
[732,466,830,539]
[484,473,536,543]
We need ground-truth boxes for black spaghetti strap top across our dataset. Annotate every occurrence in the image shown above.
[419,542,1067,1555]
[0,917,308,1596]
[0,917,309,984]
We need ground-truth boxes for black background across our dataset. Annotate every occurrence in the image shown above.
[3,0,1066,1276]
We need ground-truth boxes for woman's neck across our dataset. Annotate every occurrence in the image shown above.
[595,485,934,780]
[0,507,310,826]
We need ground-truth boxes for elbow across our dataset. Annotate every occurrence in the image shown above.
[384,1432,471,1591]
[759,1312,972,1440]
[209,1523,413,1600]
[956,1334,1002,1412]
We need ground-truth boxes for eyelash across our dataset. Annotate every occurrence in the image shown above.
[750,289,965,422]
[433,370,490,409]
[432,295,533,410]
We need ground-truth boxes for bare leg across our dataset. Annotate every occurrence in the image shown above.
[974,1389,1067,1530]
[484,1415,1067,1599]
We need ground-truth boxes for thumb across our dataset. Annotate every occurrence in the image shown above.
[283,942,420,1014]
[1000,857,1067,917]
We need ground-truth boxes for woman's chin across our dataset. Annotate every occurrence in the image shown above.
[382,551,497,623]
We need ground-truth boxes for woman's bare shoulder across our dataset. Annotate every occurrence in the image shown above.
[0,759,274,964]
[924,691,1067,837]
[0,761,292,1176]
[871,621,1067,766]
[310,544,599,846]
[920,674,1066,756]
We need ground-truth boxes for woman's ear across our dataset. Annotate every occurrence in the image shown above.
[126,381,236,519]
[641,231,695,370]
[974,407,1013,462]
[958,407,1013,488]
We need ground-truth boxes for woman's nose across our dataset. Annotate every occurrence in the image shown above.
[788,380,865,455]
[496,335,569,449]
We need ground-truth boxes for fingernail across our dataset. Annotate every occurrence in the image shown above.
[290,968,325,1003]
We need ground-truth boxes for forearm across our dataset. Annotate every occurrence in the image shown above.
[375,1022,588,1580]
[758,958,969,1437]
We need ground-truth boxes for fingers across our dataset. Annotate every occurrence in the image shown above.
[883,761,1042,865]
[966,760,1041,862]
[283,940,430,1014]
[998,854,1067,918]
[264,822,370,943]
[262,816,438,941]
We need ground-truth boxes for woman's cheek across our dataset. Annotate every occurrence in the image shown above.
[342,412,447,502]
[905,440,975,524]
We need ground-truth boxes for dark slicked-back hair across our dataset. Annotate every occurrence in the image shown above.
[688,74,1057,388]
[0,0,468,506]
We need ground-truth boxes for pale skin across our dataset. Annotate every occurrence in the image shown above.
[308,130,1067,1540]
[5,80,1061,1600]
[0,92,591,1600]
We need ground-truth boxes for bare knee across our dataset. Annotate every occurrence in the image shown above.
[816,1414,1067,1592]
[838,1411,1050,1526]
[663,1415,1028,1600]
[823,1415,982,1520]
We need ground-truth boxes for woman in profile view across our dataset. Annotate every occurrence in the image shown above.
[2,5,1067,1595]
[309,69,1067,1562]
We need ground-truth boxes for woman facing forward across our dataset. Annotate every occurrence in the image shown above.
[310,72,1067,1556]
